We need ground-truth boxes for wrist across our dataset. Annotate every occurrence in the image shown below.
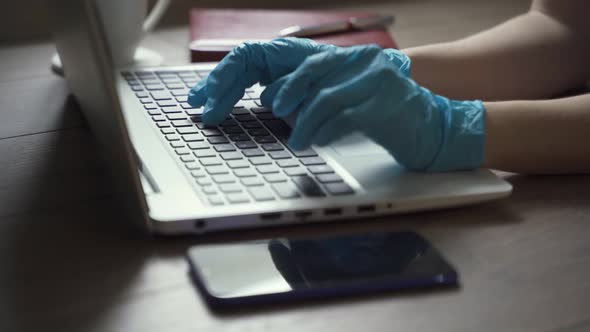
[426,98,486,171]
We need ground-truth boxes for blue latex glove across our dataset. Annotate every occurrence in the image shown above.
[188,38,411,122]
[189,39,484,171]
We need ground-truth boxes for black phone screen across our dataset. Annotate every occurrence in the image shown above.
[187,231,458,307]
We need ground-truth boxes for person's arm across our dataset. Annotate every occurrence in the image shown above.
[484,94,590,174]
[404,0,590,100]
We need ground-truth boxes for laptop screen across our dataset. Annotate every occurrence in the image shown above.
[49,0,150,231]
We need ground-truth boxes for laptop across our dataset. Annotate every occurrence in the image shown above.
[50,0,512,235]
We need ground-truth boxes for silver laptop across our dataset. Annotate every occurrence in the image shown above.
[50,0,511,235]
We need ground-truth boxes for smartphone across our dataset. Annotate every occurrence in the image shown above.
[186,231,458,308]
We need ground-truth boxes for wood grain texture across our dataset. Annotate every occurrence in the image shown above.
[3,0,589,331]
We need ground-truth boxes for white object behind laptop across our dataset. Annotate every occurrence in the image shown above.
[51,0,170,74]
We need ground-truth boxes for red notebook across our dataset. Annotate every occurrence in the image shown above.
[189,9,398,62]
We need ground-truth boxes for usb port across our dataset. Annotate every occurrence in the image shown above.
[324,208,342,216]
[295,211,312,219]
[260,212,281,221]
[357,205,376,213]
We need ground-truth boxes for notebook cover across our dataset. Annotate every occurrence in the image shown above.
[189,9,398,62]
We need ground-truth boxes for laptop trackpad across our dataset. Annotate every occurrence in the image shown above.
[331,133,389,157]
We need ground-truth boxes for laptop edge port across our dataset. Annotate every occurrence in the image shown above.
[260,212,282,221]
[357,204,376,213]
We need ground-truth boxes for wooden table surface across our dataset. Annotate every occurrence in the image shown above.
[2,0,590,331]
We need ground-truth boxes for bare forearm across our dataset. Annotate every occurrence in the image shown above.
[483,94,590,174]
[403,9,590,100]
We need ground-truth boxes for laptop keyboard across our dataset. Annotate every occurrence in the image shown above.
[122,69,355,206]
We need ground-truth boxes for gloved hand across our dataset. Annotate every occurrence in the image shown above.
[189,38,485,172]
[188,38,411,123]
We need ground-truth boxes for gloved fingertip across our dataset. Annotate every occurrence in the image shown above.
[187,89,207,107]
[201,102,225,126]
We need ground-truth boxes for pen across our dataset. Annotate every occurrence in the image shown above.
[278,15,395,38]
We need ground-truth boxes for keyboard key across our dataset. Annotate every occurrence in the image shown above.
[300,157,326,166]
[243,148,264,157]
[256,164,280,174]
[248,128,270,136]
[226,192,250,204]
[228,133,250,141]
[212,174,236,184]
[223,159,248,169]
[208,196,225,206]
[222,126,244,134]
[187,142,209,150]
[254,136,277,144]
[161,127,175,134]
[206,165,229,175]
[186,108,204,116]
[161,106,182,114]
[202,186,218,195]
[261,143,284,151]
[263,120,291,140]
[139,98,153,104]
[151,115,166,122]
[248,186,276,202]
[316,173,344,183]
[235,114,256,122]
[213,144,236,152]
[324,182,354,195]
[143,103,157,110]
[156,122,171,128]
[136,91,149,98]
[263,173,287,183]
[251,107,271,114]
[242,121,263,129]
[291,175,325,197]
[276,159,299,168]
[171,89,190,97]
[271,182,301,199]
[196,177,213,186]
[150,91,171,100]
[269,150,291,160]
[219,183,243,193]
[177,127,198,135]
[241,177,265,187]
[200,157,223,166]
[165,134,180,141]
[308,165,334,174]
[170,141,185,148]
[166,113,188,121]
[175,148,191,155]
[171,120,194,127]
[284,167,307,176]
[208,136,230,144]
[175,96,188,103]
[185,162,201,170]
[182,134,203,142]
[145,84,164,91]
[166,83,185,90]
[231,107,250,115]
[194,149,216,158]
[157,100,177,107]
[201,129,223,137]
[190,169,206,178]
[292,148,318,158]
[180,102,197,109]
[249,156,272,165]
[235,141,257,149]
[180,155,195,163]
[220,119,238,127]
[220,151,243,160]
[233,168,257,177]
[147,109,161,116]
